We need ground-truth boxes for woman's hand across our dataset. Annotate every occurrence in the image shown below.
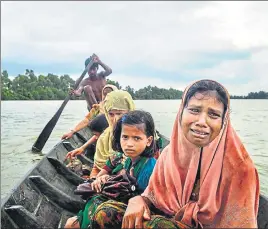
[122,196,151,229]
[91,175,110,193]
[61,130,74,140]
[65,147,84,160]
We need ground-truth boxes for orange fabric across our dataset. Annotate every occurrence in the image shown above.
[142,80,260,228]
[153,150,160,160]
[90,165,101,179]
[85,104,101,120]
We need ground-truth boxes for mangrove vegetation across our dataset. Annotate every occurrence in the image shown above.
[1,70,267,100]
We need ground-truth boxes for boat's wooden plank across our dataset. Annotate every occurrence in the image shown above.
[74,132,88,143]
[53,142,70,162]
[258,194,268,229]
[1,209,20,229]
[33,194,64,229]
[67,134,82,147]
[29,176,84,213]
[66,130,89,147]
[47,157,84,186]
[77,127,93,142]
[76,154,94,167]
[5,205,42,229]
[9,180,42,213]
[62,140,76,152]
[31,156,79,197]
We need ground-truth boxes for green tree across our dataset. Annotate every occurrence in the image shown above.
[1,70,14,99]
[1,70,268,100]
[106,79,122,89]
[125,86,135,99]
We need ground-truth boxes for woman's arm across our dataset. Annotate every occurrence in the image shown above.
[61,117,90,139]
[80,135,98,151]
[72,117,90,133]
[96,169,109,178]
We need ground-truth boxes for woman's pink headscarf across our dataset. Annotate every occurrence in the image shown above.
[142,80,259,228]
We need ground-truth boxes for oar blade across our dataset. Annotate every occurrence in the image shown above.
[32,98,69,152]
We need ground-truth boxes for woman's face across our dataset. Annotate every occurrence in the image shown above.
[181,91,224,147]
[108,109,128,126]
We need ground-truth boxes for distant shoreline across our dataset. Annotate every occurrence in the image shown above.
[2,70,268,100]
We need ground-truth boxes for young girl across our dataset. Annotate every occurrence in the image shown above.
[90,90,135,178]
[64,110,157,229]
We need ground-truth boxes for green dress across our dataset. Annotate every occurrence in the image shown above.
[77,152,156,228]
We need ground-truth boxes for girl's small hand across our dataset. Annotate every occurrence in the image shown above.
[91,175,110,193]
[65,147,84,160]
[91,179,102,193]
[99,174,110,184]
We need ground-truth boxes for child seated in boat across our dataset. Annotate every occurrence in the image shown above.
[65,114,108,177]
[64,110,157,229]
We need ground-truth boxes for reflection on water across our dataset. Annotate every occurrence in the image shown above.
[1,100,268,198]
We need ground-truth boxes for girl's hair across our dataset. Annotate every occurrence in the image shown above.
[183,80,229,119]
[112,110,155,157]
[88,114,108,133]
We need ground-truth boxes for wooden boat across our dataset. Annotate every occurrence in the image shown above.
[1,127,268,228]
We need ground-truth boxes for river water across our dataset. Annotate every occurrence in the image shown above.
[1,100,268,199]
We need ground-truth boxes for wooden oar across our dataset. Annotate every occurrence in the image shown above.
[32,54,96,152]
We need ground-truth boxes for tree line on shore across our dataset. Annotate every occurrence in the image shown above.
[1,70,267,100]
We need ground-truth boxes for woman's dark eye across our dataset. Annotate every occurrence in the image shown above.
[134,137,140,141]
[209,112,220,118]
[189,108,199,113]
[122,135,128,140]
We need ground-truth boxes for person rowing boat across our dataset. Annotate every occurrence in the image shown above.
[70,54,112,111]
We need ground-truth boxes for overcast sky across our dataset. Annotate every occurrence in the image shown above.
[2,1,268,95]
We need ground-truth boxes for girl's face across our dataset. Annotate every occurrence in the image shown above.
[181,91,224,147]
[108,109,128,127]
[120,124,153,160]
